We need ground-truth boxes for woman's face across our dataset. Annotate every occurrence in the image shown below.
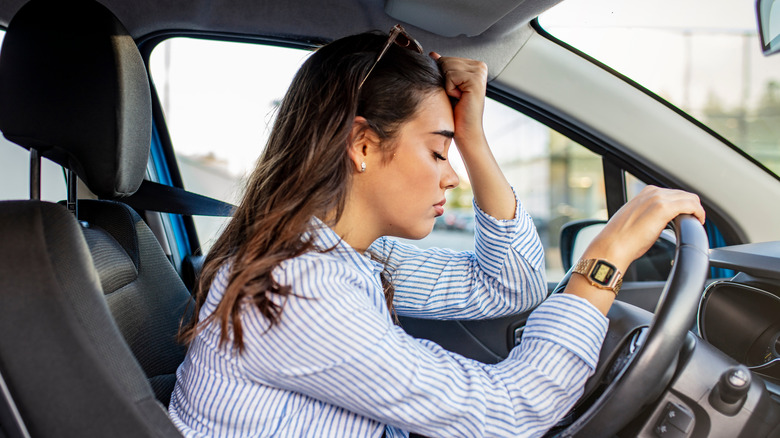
[359,89,460,240]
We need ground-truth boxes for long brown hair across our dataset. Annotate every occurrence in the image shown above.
[180,31,445,351]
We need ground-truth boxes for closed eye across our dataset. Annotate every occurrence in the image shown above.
[433,152,447,161]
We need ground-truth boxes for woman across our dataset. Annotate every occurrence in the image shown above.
[169,26,704,437]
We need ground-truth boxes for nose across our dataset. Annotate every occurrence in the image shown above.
[441,160,459,190]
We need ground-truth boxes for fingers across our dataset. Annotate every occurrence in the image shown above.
[584,186,705,270]
[430,53,488,100]
[632,185,706,225]
[429,53,488,147]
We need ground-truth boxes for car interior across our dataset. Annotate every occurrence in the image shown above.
[0,0,191,436]
[0,0,779,437]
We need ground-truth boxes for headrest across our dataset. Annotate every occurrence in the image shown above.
[0,0,151,198]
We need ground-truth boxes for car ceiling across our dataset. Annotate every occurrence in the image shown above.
[0,0,562,80]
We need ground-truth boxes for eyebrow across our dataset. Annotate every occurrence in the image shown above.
[432,130,455,139]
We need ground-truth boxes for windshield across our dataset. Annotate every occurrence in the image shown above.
[540,0,780,178]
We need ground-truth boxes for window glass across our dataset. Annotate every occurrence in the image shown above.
[625,171,647,200]
[150,38,607,281]
[149,38,310,248]
[540,0,780,178]
[0,29,68,202]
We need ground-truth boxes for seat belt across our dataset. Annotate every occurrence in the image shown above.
[121,180,235,217]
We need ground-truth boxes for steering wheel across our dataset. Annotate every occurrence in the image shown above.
[551,214,710,437]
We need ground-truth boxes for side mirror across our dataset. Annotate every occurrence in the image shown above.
[559,219,677,282]
[757,0,780,56]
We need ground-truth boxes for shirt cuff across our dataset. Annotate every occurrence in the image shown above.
[519,294,609,370]
[473,188,545,276]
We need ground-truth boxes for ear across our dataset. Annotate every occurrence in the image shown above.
[347,116,381,172]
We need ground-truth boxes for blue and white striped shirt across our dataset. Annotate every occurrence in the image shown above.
[169,199,608,437]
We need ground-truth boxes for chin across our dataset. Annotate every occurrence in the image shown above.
[391,219,435,241]
[406,222,436,240]
[406,230,432,240]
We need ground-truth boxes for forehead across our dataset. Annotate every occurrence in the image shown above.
[404,89,454,132]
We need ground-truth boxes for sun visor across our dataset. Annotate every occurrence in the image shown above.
[385,0,526,37]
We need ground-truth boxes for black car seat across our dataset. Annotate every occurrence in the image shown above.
[0,203,184,438]
[0,0,192,435]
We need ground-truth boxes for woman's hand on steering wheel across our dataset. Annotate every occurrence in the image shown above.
[565,186,705,314]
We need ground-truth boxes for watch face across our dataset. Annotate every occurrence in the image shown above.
[592,261,616,286]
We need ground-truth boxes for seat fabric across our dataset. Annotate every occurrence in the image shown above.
[0,201,182,437]
[79,199,193,407]
[0,0,195,432]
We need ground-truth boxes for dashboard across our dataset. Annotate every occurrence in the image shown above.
[701,242,780,386]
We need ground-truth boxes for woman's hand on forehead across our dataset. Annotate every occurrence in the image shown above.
[429,52,488,148]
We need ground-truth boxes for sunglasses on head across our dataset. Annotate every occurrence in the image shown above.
[359,24,424,90]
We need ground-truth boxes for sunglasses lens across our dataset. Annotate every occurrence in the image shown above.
[396,32,423,54]
[395,34,411,48]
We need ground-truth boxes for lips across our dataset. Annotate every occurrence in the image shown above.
[433,199,446,217]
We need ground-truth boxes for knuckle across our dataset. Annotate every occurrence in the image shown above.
[476,61,488,77]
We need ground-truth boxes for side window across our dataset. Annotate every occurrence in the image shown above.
[0,29,68,202]
[149,38,309,251]
[149,38,607,281]
[463,99,607,281]
[625,172,647,199]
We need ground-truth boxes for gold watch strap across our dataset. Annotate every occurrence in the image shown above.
[572,258,623,295]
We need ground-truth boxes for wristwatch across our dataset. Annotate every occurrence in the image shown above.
[572,258,623,295]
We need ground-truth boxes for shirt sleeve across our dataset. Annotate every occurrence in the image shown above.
[238,256,608,438]
[368,193,546,319]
